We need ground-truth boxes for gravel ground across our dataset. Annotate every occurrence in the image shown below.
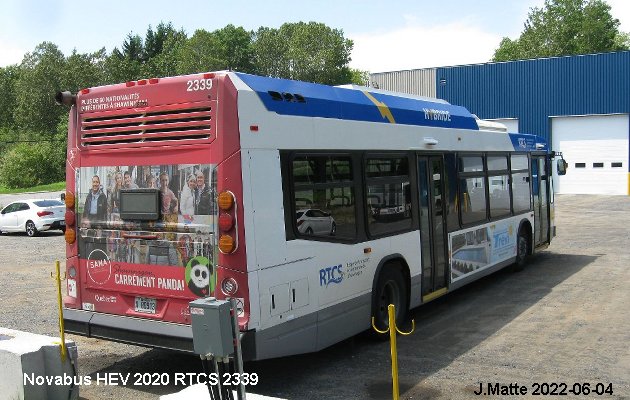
[0,193,628,399]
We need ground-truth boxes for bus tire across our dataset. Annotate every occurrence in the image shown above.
[514,227,530,271]
[371,264,408,334]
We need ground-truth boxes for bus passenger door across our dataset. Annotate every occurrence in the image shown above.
[418,156,448,301]
[532,155,550,246]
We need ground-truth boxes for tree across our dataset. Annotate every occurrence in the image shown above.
[493,0,629,61]
[176,29,224,75]
[253,22,354,85]
[213,24,255,73]
[13,42,67,136]
[63,48,107,93]
[349,69,370,86]
[143,24,188,78]
[0,65,20,128]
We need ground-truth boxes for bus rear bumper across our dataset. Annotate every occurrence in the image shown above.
[63,308,255,358]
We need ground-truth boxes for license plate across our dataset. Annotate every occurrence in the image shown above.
[134,297,157,314]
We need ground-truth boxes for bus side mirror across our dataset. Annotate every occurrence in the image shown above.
[557,159,568,176]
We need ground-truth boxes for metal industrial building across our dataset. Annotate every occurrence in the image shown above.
[371,51,630,195]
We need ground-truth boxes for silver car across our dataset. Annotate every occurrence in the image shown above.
[0,199,65,237]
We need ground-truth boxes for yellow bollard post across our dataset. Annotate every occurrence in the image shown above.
[388,304,400,400]
[372,305,415,400]
[53,260,67,362]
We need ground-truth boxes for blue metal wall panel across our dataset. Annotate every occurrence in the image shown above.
[435,51,630,144]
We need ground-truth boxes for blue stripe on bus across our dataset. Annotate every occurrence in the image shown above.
[509,133,548,152]
[235,73,479,130]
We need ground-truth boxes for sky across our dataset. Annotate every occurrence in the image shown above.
[1,0,629,73]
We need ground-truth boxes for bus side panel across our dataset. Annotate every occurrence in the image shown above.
[253,232,421,358]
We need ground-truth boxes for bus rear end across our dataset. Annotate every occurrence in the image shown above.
[61,73,250,352]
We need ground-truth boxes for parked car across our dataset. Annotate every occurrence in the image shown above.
[296,208,336,236]
[0,199,65,237]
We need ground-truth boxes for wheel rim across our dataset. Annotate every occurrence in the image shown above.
[26,222,35,236]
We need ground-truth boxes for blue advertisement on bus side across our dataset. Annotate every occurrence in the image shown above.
[450,221,517,281]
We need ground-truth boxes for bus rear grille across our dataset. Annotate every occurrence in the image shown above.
[80,102,214,147]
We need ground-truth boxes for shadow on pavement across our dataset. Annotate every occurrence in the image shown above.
[81,251,595,399]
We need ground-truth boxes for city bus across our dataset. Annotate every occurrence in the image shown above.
[58,71,565,360]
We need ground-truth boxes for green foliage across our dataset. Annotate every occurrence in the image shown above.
[176,29,225,74]
[349,69,371,86]
[0,21,356,188]
[143,24,188,78]
[0,141,65,188]
[0,65,20,128]
[493,0,629,61]
[253,22,353,85]
[13,42,67,135]
[0,181,65,194]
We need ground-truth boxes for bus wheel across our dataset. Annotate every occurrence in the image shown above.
[514,227,530,271]
[372,265,408,333]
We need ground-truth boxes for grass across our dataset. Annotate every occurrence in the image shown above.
[0,181,66,194]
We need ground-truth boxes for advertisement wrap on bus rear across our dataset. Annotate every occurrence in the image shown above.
[76,163,217,321]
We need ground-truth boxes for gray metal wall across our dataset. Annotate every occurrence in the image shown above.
[370,68,436,97]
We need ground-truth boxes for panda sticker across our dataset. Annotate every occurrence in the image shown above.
[185,256,214,297]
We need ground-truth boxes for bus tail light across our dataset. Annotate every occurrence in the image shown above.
[65,210,76,227]
[217,190,238,254]
[218,214,234,231]
[218,235,236,253]
[65,228,76,244]
[64,192,75,208]
[65,191,77,244]
[218,191,234,211]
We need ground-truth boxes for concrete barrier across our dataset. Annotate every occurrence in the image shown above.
[0,327,79,400]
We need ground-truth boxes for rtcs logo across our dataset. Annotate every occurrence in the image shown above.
[319,264,344,287]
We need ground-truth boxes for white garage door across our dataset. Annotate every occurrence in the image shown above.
[552,114,629,195]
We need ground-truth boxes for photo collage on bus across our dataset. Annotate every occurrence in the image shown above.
[450,220,517,281]
[76,163,218,295]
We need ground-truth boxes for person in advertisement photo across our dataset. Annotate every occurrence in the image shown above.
[179,173,197,222]
[123,169,139,189]
[194,169,212,215]
[159,171,179,217]
[82,174,108,223]
[108,171,123,217]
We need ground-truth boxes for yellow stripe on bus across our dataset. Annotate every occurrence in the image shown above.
[363,91,396,124]
[422,287,448,303]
